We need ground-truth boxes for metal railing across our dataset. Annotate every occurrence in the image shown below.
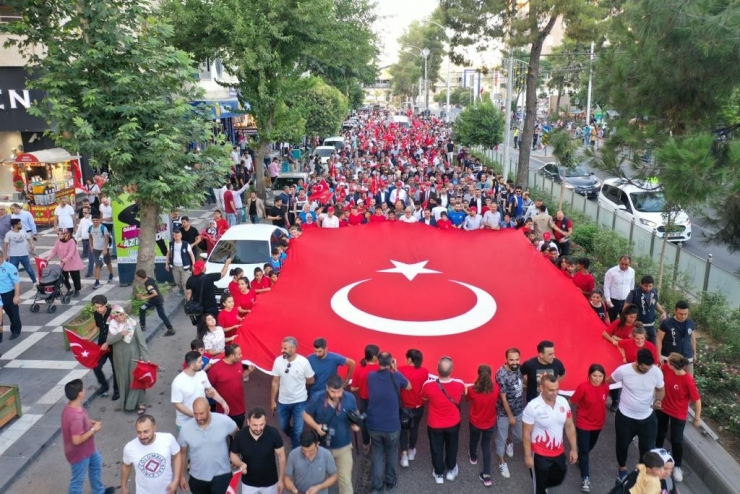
[473,146,740,308]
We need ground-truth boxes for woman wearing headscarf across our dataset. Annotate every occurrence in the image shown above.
[47,228,84,297]
[102,304,149,414]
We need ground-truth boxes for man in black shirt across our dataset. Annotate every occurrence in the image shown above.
[179,216,201,255]
[135,269,174,336]
[656,300,697,374]
[185,258,232,326]
[520,340,567,403]
[229,407,287,493]
[91,294,119,400]
[267,197,287,227]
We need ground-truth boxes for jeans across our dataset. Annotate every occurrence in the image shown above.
[400,406,424,453]
[615,409,657,469]
[68,450,105,494]
[656,410,686,467]
[576,427,602,478]
[368,429,400,492]
[226,212,237,227]
[428,423,460,475]
[139,302,172,330]
[277,401,307,449]
[249,214,260,224]
[469,423,495,476]
[188,472,232,494]
[82,239,94,275]
[531,452,567,494]
[495,413,523,457]
[9,255,36,283]
[93,350,118,394]
[1,289,21,335]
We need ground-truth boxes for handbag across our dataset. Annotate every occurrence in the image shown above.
[436,379,460,410]
[388,370,411,429]
[183,275,205,316]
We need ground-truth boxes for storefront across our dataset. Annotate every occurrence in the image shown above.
[10,148,82,226]
[191,99,254,144]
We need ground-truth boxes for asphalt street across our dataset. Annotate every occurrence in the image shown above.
[5,306,712,494]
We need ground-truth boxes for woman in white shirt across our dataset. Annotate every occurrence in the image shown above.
[197,313,225,357]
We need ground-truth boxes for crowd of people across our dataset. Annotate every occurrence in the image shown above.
[58,110,704,494]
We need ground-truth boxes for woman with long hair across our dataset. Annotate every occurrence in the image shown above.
[397,349,429,468]
[232,277,256,317]
[252,267,271,294]
[466,364,500,487]
[197,313,226,357]
[570,363,610,492]
[350,343,379,453]
[603,305,640,346]
[227,267,244,295]
[216,294,240,343]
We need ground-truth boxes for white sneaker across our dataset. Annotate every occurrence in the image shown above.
[506,442,514,458]
[433,470,444,484]
[400,455,409,468]
[408,448,416,461]
[499,462,511,478]
[674,466,684,482]
[445,464,459,482]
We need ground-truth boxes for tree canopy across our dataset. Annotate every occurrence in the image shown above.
[453,101,505,149]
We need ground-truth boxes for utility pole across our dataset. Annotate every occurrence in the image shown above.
[422,48,430,111]
[586,41,595,126]
[503,50,514,180]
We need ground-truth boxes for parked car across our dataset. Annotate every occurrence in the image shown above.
[312,145,336,166]
[597,178,692,242]
[323,136,346,151]
[538,162,601,198]
[266,172,309,206]
[204,224,288,297]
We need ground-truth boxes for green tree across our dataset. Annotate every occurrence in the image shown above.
[2,0,230,275]
[434,86,473,107]
[545,39,589,116]
[549,129,579,209]
[452,101,505,149]
[291,78,349,138]
[162,0,377,198]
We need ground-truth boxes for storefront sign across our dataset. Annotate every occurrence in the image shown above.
[0,67,48,132]
[111,194,170,264]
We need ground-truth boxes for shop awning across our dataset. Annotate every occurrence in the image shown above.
[14,148,79,164]
[191,99,250,119]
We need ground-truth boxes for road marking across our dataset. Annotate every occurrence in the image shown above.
[0,332,47,360]
[36,369,89,405]
[47,306,82,327]
[3,360,79,370]
[0,414,44,455]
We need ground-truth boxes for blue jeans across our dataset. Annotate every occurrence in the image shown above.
[277,401,306,449]
[9,255,36,283]
[369,429,400,493]
[226,212,237,227]
[81,239,94,275]
[249,214,260,224]
[69,450,105,494]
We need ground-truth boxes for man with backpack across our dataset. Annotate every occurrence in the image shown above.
[89,214,114,289]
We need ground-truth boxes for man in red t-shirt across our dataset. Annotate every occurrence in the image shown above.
[223,184,238,227]
[572,258,595,297]
[207,344,249,429]
[421,357,466,483]
[347,206,365,226]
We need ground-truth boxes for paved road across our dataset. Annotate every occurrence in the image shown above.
[5,305,712,494]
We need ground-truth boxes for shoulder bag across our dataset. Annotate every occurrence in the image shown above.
[436,379,461,411]
[388,370,412,429]
[183,275,205,316]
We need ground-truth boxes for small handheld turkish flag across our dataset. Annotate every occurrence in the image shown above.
[226,470,240,494]
[309,179,333,204]
[35,257,48,279]
[131,361,159,390]
[65,329,107,369]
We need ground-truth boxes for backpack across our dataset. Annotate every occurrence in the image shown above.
[607,470,638,494]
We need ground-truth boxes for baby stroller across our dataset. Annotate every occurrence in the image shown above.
[31,265,71,313]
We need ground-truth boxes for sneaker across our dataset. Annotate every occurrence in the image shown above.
[469,455,478,465]
[445,465,458,482]
[85,272,93,278]
[72,291,80,298]
[581,477,591,492]
[408,448,416,461]
[479,473,492,487]
[499,463,511,479]
[108,273,114,283]
[617,470,628,483]
[506,441,514,458]
[400,455,409,468]
[673,466,683,482]
[93,281,101,289]
[433,470,444,484]
[140,326,146,332]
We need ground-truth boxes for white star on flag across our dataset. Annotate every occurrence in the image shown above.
[378,260,440,281]
[81,350,89,358]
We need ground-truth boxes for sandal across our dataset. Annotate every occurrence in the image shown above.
[137,405,147,415]
[164,328,176,337]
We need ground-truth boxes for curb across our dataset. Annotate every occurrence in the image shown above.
[682,420,740,494]
[0,294,185,494]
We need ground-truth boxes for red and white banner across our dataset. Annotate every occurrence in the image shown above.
[236,224,622,390]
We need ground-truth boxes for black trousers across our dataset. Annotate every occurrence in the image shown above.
[93,349,119,394]
[400,406,424,452]
[358,397,370,446]
[615,409,657,468]
[609,298,626,322]
[656,410,686,467]
[469,423,495,476]
[576,427,602,479]
[1,289,21,335]
[188,472,231,494]
[62,270,82,292]
[428,423,460,475]
[230,413,245,430]
[531,453,567,494]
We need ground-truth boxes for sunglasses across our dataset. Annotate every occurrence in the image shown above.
[285,362,292,374]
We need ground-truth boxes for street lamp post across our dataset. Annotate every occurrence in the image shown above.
[422,48,430,111]
[423,20,452,121]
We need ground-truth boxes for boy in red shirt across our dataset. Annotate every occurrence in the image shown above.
[617,327,659,364]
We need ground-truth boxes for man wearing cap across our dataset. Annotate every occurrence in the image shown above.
[320,207,340,228]
[185,257,232,326]
[538,232,559,253]
[4,217,36,283]
[463,207,483,231]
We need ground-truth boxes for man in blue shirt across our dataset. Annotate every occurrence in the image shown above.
[447,203,466,228]
[0,253,21,340]
[303,374,360,494]
[366,352,410,494]
[308,338,355,399]
[10,203,38,241]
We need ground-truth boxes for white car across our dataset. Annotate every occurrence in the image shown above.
[598,178,691,242]
[204,224,288,296]
[312,145,336,165]
[323,136,346,151]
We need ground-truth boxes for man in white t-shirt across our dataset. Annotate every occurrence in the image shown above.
[522,374,577,494]
[54,196,76,232]
[482,204,502,230]
[171,351,229,431]
[398,207,418,223]
[607,348,664,483]
[320,207,340,228]
[98,197,116,257]
[121,414,181,494]
[270,336,315,449]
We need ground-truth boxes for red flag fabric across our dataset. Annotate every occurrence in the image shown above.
[131,361,159,390]
[65,329,107,369]
[35,257,48,279]
[225,471,241,494]
[236,224,622,391]
[309,179,333,203]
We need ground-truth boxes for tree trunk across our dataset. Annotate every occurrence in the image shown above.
[555,89,563,117]
[253,112,275,200]
[516,14,559,189]
[134,199,160,295]
[656,211,675,294]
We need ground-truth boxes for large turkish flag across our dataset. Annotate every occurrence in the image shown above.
[236,223,622,391]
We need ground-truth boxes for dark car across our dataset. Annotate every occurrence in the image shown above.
[538,162,602,198]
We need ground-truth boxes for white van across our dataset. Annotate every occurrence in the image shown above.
[323,136,346,151]
[389,115,411,128]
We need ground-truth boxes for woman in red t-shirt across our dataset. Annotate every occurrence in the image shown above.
[617,326,659,364]
[232,278,256,317]
[602,305,639,346]
[251,267,272,294]
[570,364,610,490]
[656,354,702,477]
[466,364,500,487]
[217,294,241,344]
[350,344,379,452]
[397,349,430,468]
[227,267,244,296]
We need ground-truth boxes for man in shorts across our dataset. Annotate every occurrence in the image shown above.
[89,214,114,289]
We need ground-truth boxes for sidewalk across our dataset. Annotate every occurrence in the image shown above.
[0,206,212,493]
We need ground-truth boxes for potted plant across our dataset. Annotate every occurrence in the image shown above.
[62,304,98,351]
[0,384,22,428]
